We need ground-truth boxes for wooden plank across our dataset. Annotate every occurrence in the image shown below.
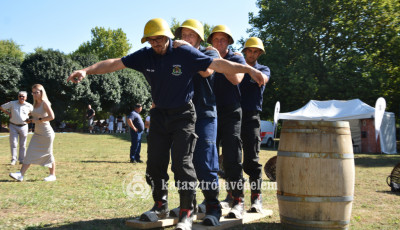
[126,213,205,229]
[192,210,273,230]
[126,209,231,229]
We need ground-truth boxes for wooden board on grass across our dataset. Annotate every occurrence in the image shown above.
[126,209,231,229]
[126,213,204,229]
[192,209,273,230]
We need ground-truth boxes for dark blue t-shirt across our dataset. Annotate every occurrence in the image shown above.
[213,50,247,107]
[128,110,144,132]
[192,46,219,119]
[240,62,270,112]
[121,39,214,109]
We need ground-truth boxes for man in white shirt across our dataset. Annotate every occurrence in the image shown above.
[0,91,33,165]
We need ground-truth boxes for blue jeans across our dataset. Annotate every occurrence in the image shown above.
[130,129,143,161]
[193,117,219,191]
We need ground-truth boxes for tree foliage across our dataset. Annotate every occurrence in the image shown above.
[0,57,23,125]
[74,27,132,60]
[0,39,24,62]
[248,0,400,118]
[115,69,152,115]
[70,53,151,117]
[20,49,84,123]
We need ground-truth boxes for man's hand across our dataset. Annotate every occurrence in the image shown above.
[67,70,87,83]
[249,68,268,87]
[233,51,243,56]
[173,40,191,48]
[206,46,222,58]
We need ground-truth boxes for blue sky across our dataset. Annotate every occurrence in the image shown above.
[1,0,260,54]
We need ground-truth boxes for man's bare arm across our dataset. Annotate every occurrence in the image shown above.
[209,59,267,87]
[67,58,126,83]
[127,119,137,132]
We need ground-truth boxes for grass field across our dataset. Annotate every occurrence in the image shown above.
[1,132,400,230]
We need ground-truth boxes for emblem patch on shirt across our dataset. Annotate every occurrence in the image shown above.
[172,65,182,76]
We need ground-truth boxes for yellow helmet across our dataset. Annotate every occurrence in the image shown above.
[243,37,265,53]
[207,25,234,45]
[141,18,174,44]
[175,19,204,41]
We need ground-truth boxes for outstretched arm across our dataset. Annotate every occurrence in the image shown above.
[67,58,126,83]
[0,106,11,117]
[209,59,268,87]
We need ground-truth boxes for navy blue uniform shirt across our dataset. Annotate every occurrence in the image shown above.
[192,46,219,119]
[121,39,214,109]
[128,110,144,132]
[213,50,247,107]
[240,61,270,112]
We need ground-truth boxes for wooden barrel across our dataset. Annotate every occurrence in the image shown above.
[276,120,355,230]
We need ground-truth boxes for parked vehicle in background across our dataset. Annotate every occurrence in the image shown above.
[260,120,274,147]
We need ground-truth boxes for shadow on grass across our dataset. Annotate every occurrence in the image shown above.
[25,217,131,230]
[376,190,400,196]
[104,132,149,144]
[25,217,283,230]
[354,154,400,167]
[80,160,133,164]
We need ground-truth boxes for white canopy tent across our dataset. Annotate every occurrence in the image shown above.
[278,99,397,154]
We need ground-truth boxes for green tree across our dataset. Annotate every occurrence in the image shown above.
[0,57,23,126]
[74,27,132,60]
[71,53,151,118]
[248,0,400,118]
[115,69,152,115]
[0,39,24,62]
[20,49,85,125]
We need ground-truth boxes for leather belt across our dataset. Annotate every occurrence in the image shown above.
[10,122,26,127]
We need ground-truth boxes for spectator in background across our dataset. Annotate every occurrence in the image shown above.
[0,91,33,165]
[94,120,102,133]
[127,104,144,163]
[144,115,150,140]
[9,84,56,182]
[108,113,115,133]
[59,121,66,132]
[116,114,124,133]
[86,105,95,133]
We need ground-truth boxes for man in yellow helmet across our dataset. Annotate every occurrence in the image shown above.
[67,18,266,230]
[240,37,270,213]
[208,24,247,219]
[173,19,222,226]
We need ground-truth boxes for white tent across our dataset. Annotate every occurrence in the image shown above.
[278,99,397,154]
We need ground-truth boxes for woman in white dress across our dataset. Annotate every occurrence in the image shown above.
[9,84,56,182]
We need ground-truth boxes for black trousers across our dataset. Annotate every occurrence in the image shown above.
[146,101,198,194]
[241,111,262,193]
[216,103,244,196]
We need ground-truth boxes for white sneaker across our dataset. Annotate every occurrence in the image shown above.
[44,175,56,182]
[9,172,23,182]
[10,160,17,165]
